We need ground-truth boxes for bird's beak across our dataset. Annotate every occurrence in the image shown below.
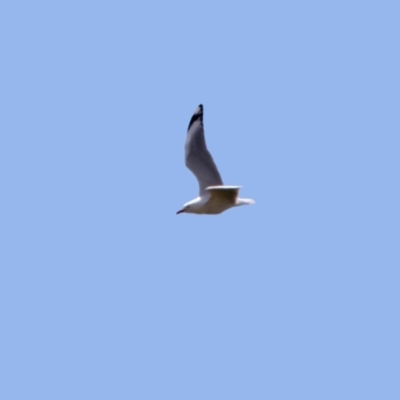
[176,209,184,214]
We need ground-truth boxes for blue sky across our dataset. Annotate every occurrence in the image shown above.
[1,1,399,399]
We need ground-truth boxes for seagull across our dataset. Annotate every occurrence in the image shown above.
[176,104,255,215]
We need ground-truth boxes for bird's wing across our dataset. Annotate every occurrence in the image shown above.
[185,104,223,194]
[206,186,241,205]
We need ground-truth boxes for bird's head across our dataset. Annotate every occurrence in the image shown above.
[176,206,188,214]
[176,198,201,215]
[176,203,193,214]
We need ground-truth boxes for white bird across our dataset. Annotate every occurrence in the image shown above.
[176,104,255,215]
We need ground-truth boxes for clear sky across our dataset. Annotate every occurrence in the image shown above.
[1,1,399,400]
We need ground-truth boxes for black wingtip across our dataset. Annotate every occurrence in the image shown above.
[187,104,203,131]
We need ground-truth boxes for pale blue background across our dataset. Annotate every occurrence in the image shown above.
[1,2,399,400]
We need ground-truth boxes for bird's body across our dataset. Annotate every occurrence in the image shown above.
[180,186,255,215]
[177,104,255,215]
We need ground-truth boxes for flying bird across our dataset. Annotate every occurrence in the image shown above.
[176,104,255,215]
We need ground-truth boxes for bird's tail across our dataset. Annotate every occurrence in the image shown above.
[236,198,255,206]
